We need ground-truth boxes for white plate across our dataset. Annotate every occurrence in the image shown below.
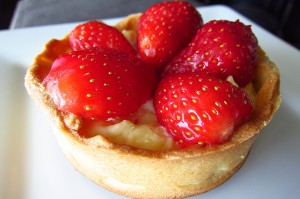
[0,5,299,199]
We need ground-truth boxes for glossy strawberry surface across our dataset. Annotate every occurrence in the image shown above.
[43,46,156,121]
[69,20,136,55]
[138,1,203,71]
[154,73,253,148]
[164,20,258,87]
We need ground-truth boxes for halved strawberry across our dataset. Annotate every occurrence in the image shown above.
[164,20,258,87]
[154,73,253,148]
[43,46,156,121]
[138,1,203,71]
[69,20,136,55]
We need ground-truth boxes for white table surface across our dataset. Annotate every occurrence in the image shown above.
[0,5,299,199]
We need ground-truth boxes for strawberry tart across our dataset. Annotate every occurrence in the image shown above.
[25,1,280,198]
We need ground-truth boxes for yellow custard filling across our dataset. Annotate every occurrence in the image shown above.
[79,100,177,151]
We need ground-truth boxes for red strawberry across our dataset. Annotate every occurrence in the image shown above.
[154,73,253,148]
[69,20,136,55]
[164,20,258,87]
[43,46,156,121]
[138,1,203,71]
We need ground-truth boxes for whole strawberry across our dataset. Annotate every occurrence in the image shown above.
[164,20,258,87]
[138,1,203,71]
[43,46,156,121]
[154,73,253,148]
[69,20,136,55]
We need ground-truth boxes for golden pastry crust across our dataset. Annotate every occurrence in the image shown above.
[24,14,281,199]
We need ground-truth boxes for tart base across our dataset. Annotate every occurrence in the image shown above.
[52,123,255,199]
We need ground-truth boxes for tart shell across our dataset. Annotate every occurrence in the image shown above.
[25,14,281,199]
